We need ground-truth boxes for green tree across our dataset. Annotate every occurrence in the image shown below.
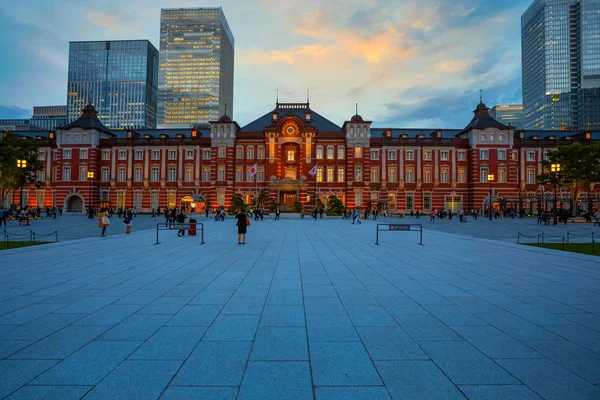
[326,195,344,215]
[304,197,324,210]
[227,193,247,214]
[254,189,276,211]
[0,133,44,207]
[538,142,600,216]
[293,200,303,213]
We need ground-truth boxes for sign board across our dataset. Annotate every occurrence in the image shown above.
[389,224,411,231]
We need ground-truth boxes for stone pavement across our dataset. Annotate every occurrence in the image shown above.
[0,218,599,399]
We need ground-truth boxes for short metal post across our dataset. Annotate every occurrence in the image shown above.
[375,225,379,245]
[32,232,36,244]
[200,223,205,245]
[419,226,423,246]
[562,237,565,251]
[541,233,545,244]
[567,232,570,244]
[155,224,160,245]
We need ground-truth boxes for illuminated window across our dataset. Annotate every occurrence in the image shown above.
[257,146,265,159]
[405,150,414,160]
[316,167,324,182]
[498,167,506,183]
[247,146,254,159]
[527,168,536,184]
[388,166,397,182]
[440,167,449,183]
[257,167,265,182]
[218,165,225,181]
[236,146,244,159]
[423,151,432,160]
[337,146,345,159]
[316,146,324,160]
[80,167,88,182]
[327,166,334,182]
[287,150,295,162]
[423,167,432,183]
[371,167,379,182]
[218,146,226,158]
[489,133,495,141]
[355,146,363,158]
[203,167,211,181]
[337,167,345,182]
[236,167,243,182]
[498,133,504,141]
[406,167,414,183]
[458,168,466,183]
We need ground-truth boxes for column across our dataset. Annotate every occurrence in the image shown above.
[451,148,457,182]
[144,149,149,180]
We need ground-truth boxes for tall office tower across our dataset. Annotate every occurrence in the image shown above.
[31,105,67,130]
[67,40,159,129]
[490,104,524,128]
[158,7,235,128]
[522,0,600,130]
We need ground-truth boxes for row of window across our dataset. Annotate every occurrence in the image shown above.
[235,146,266,160]
[100,148,214,161]
[370,149,463,161]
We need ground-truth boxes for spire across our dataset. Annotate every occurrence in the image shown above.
[307,89,310,104]
[479,88,483,104]
[355,103,358,115]
[224,103,228,116]
[276,88,279,103]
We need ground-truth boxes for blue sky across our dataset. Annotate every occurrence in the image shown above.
[0,0,533,128]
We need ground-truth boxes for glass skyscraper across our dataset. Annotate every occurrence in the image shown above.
[489,104,524,128]
[67,40,159,129]
[32,105,67,130]
[158,7,235,128]
[522,0,600,130]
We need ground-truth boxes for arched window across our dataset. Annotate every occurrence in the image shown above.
[316,145,324,160]
[355,164,363,182]
[326,145,334,160]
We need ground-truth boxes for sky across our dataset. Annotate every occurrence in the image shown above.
[0,0,533,128]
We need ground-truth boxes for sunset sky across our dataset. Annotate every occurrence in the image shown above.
[0,0,532,128]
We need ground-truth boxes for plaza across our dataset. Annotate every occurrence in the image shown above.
[0,217,599,399]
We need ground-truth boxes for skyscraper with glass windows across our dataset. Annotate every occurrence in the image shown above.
[490,104,524,128]
[158,7,235,128]
[522,0,600,130]
[67,40,159,129]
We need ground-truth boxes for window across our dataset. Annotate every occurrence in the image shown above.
[182,166,193,182]
[79,166,87,181]
[527,168,536,184]
[82,133,88,141]
[327,146,334,160]
[65,133,71,141]
[511,151,518,161]
[36,191,44,207]
[150,191,159,210]
[481,133,487,141]
[355,191,363,207]
[236,146,244,159]
[247,146,255,159]
[168,192,176,208]
[458,168,466,183]
[489,133,495,141]
[118,150,127,160]
[38,151,46,161]
[440,167,449,183]
[202,149,211,159]
[152,150,160,160]
[480,149,489,160]
[151,167,159,182]
[423,167,432,183]
[388,192,396,210]
[37,170,45,182]
[63,149,71,159]
[236,167,244,182]
[134,168,142,182]
[498,149,506,160]
[118,167,126,182]
[102,167,110,182]
[63,166,71,181]
[257,167,265,182]
[218,146,226,158]
[185,150,194,160]
[498,167,506,183]
[406,167,414,183]
[53,150,59,161]
[327,167,334,182]
[74,133,79,142]
[371,167,379,182]
[218,165,225,181]
[423,151,432,161]
[480,167,489,182]
[337,167,345,182]
[316,167,324,183]
[203,167,211,182]
[135,150,143,160]
[257,146,265,159]
[168,150,177,160]
[337,146,345,160]
[406,193,414,210]
[287,150,295,162]
[80,149,88,159]
[405,150,414,160]
[499,133,504,141]
[168,167,176,182]
[423,193,432,210]
[316,146,324,160]
[134,192,142,210]
[457,151,466,161]
[99,190,109,203]
[440,151,449,161]
[388,167,397,182]
[355,146,363,158]
[370,149,379,160]
[526,152,535,161]
[354,164,363,181]
[388,150,397,160]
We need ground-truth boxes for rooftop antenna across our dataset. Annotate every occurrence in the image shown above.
[224,103,227,116]
[355,102,358,115]
[276,88,279,104]
[307,89,310,104]
[479,89,483,104]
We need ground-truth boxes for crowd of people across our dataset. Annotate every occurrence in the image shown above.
[0,206,63,227]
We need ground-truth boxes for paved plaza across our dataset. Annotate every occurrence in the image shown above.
[0,218,599,399]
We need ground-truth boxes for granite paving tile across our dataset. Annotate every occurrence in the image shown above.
[260,305,305,326]
[337,290,379,306]
[524,340,600,383]
[393,314,462,341]
[0,360,58,398]
[221,296,265,314]
[203,315,260,341]
[53,296,119,314]
[458,385,542,399]
[250,327,308,361]
[422,304,487,325]
[0,312,86,341]
[6,385,92,400]
[542,324,600,353]
[306,314,359,342]
[137,296,192,315]
[72,304,142,326]
[129,327,206,360]
[266,290,303,305]
[450,325,543,359]
[159,386,238,400]
[238,361,312,400]
[315,386,391,400]
[0,304,65,326]
[0,340,33,359]
[166,304,222,327]
[356,326,428,360]
[346,305,398,326]
[310,341,382,386]
[304,297,346,315]
[98,314,171,341]
[558,313,600,332]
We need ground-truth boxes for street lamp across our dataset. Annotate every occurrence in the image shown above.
[488,173,494,220]
[551,163,561,225]
[87,171,95,219]
[16,159,27,210]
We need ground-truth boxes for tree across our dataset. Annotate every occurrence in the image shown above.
[326,195,344,215]
[0,133,44,207]
[227,193,247,214]
[538,142,600,216]
[254,189,276,211]
[305,197,324,210]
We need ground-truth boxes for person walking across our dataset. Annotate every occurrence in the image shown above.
[352,208,362,224]
[98,207,110,237]
[235,209,249,244]
[150,208,156,219]
[176,211,186,237]
[274,207,281,221]
[124,210,133,234]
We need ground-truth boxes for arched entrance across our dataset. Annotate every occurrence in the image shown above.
[181,194,206,213]
[66,195,84,213]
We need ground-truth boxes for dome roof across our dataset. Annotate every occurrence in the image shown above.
[217,114,232,123]
[351,114,364,122]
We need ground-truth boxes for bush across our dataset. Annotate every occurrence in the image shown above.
[326,195,344,216]
[227,194,247,214]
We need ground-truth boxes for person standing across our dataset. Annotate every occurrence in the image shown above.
[275,207,281,221]
[235,209,248,244]
[98,207,110,237]
[0,206,6,227]
[176,211,186,237]
[124,210,133,234]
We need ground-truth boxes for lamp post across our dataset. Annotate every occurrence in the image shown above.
[87,171,95,219]
[488,173,494,220]
[551,163,561,225]
[16,159,27,210]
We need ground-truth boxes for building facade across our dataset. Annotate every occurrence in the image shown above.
[522,0,600,130]
[490,104,524,128]
[67,40,159,130]
[4,102,599,214]
[0,119,41,131]
[32,106,67,131]
[158,7,235,128]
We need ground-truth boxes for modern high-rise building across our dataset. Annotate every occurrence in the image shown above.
[67,40,159,129]
[32,105,67,130]
[490,104,524,128]
[522,0,600,130]
[158,7,235,128]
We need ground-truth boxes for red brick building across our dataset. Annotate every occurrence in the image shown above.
[5,102,599,213]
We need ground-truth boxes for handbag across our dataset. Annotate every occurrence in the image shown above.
[246,216,251,226]
[102,216,110,226]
